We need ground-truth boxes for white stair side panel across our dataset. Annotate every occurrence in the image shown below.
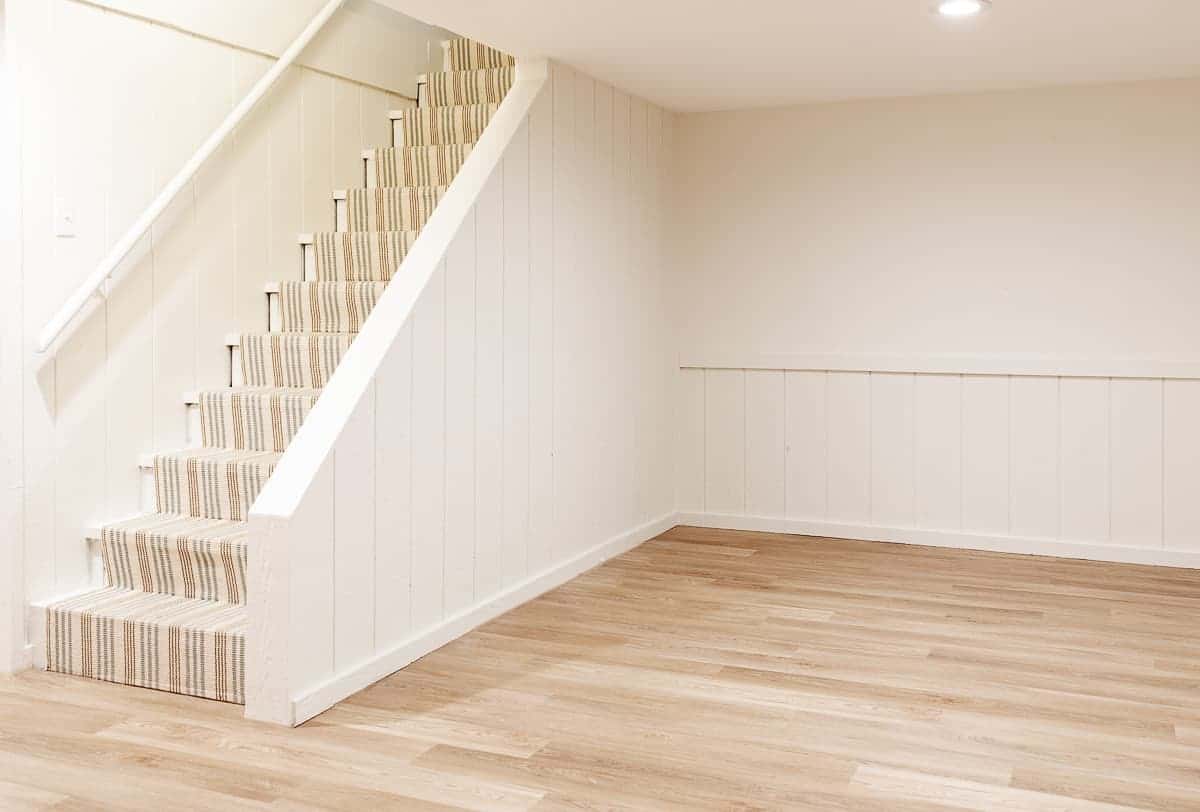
[334,193,348,232]
[443,213,478,616]
[334,389,376,670]
[501,121,531,589]
[474,173,505,599]
[410,267,446,631]
[301,237,316,281]
[374,324,414,648]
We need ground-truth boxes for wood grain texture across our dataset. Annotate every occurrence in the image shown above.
[8,525,1200,809]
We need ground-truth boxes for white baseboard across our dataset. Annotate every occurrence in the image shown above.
[676,512,1200,570]
[291,512,678,724]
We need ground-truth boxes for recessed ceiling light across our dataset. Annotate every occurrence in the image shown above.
[936,0,990,18]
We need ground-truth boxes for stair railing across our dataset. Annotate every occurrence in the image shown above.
[35,0,347,354]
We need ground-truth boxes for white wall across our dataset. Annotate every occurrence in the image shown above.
[671,78,1200,565]
[247,61,676,724]
[671,78,1200,366]
[3,0,446,671]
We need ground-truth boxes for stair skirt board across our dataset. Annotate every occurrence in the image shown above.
[40,38,514,706]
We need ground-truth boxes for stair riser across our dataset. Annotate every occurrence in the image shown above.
[443,39,515,72]
[46,601,246,704]
[364,145,471,189]
[423,67,514,107]
[199,390,320,452]
[302,231,418,282]
[391,104,497,148]
[154,454,277,522]
[99,532,248,604]
[240,334,353,389]
[336,187,444,233]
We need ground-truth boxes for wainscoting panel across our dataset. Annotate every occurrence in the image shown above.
[677,365,1200,566]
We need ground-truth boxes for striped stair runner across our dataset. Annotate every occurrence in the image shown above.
[43,37,514,705]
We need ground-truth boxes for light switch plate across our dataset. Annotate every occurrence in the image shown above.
[53,197,75,237]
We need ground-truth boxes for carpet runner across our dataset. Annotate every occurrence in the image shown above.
[43,37,514,704]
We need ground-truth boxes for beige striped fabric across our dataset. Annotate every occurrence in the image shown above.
[44,38,514,705]
[424,67,514,107]
[199,387,321,452]
[279,281,386,334]
[154,449,281,521]
[240,332,353,388]
[394,104,497,146]
[368,144,472,188]
[343,186,445,232]
[311,230,419,282]
[46,587,246,703]
[445,38,514,71]
[99,514,248,604]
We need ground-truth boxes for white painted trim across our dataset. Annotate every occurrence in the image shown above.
[291,512,677,724]
[676,512,1200,570]
[681,354,1200,381]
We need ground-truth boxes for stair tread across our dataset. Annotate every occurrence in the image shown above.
[47,586,246,633]
[97,512,249,542]
[305,230,420,282]
[196,385,324,398]
[389,102,499,119]
[155,447,284,464]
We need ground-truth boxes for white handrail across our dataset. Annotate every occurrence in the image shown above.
[36,0,347,354]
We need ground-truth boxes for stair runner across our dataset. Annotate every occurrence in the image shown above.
[43,39,515,704]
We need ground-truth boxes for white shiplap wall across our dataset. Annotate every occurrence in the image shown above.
[247,62,676,724]
[677,366,1200,567]
[5,0,444,669]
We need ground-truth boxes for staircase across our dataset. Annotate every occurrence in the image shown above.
[40,39,515,705]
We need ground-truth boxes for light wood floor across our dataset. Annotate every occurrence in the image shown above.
[4,526,1200,810]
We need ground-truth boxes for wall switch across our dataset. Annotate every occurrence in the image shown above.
[53,197,75,237]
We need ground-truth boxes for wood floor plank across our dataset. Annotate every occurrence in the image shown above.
[3,527,1199,809]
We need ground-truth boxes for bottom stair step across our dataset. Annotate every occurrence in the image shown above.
[45,587,246,704]
[95,514,249,603]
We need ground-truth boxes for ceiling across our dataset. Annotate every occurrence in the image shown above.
[378,0,1200,112]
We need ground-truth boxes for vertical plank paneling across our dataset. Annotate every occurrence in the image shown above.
[410,267,446,630]
[703,369,746,515]
[550,63,576,560]
[870,373,915,528]
[785,371,827,520]
[676,369,706,513]
[526,81,555,575]
[502,122,531,588]
[961,375,1009,535]
[232,52,273,333]
[612,90,634,528]
[913,374,961,530]
[1060,377,1110,544]
[1164,380,1200,551]
[475,174,505,599]
[266,71,303,283]
[331,79,363,191]
[443,216,477,614]
[289,457,336,696]
[299,70,334,234]
[359,86,392,152]
[374,325,412,649]
[334,390,375,668]
[1110,379,1163,547]
[745,370,786,518]
[826,372,870,524]
[1009,376,1059,539]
